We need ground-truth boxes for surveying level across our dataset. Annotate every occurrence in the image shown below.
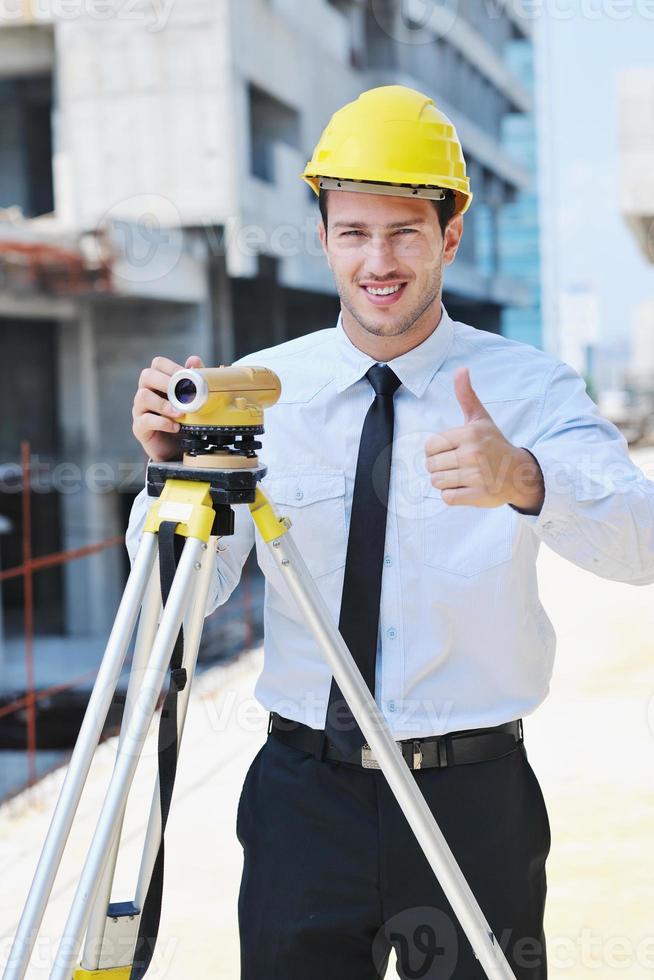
[4,366,517,980]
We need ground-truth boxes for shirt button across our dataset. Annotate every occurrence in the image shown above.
[388,700,397,712]
[294,489,304,500]
[383,555,393,567]
[386,627,397,639]
[543,521,553,530]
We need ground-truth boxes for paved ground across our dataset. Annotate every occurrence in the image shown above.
[0,651,266,979]
[2,448,653,978]
[524,445,654,979]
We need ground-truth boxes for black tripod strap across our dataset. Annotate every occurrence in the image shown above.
[130,521,188,980]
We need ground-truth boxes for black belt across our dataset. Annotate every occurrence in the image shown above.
[267,712,524,771]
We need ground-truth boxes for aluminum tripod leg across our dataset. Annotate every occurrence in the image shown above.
[258,513,517,980]
[49,535,208,980]
[80,558,163,972]
[80,533,217,972]
[133,533,216,911]
[3,533,159,980]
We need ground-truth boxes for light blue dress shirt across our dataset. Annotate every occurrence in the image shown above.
[126,303,654,738]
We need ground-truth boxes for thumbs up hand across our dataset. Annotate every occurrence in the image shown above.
[424,367,545,511]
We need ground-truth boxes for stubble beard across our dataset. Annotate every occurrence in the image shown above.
[338,268,443,339]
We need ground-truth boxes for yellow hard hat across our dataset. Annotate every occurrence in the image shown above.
[302,85,472,215]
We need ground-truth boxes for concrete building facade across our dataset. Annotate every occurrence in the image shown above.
[0,0,538,647]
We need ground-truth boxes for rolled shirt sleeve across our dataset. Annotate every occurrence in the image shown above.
[511,360,654,585]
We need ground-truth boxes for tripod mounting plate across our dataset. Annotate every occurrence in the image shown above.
[146,459,268,507]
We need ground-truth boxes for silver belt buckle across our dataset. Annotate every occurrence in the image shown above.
[361,740,423,770]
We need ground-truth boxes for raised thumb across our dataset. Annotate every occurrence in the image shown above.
[454,367,489,424]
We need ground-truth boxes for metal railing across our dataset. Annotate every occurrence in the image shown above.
[0,441,259,802]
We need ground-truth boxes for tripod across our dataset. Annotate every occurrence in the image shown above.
[4,460,517,980]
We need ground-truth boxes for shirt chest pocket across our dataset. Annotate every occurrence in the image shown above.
[421,484,515,578]
[256,470,347,580]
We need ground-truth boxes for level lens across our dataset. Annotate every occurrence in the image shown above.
[174,379,197,404]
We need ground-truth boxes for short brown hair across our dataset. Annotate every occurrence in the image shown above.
[318,187,457,236]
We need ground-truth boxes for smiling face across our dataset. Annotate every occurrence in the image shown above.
[318,190,462,357]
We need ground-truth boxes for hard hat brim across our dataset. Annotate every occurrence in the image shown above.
[302,173,472,215]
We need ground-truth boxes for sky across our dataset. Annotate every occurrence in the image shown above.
[539,4,654,372]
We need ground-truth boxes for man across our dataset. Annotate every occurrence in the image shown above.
[127,86,654,979]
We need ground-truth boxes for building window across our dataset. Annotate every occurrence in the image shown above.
[0,75,54,218]
[248,83,300,184]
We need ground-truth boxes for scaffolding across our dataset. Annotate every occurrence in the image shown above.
[0,442,259,802]
[0,218,113,296]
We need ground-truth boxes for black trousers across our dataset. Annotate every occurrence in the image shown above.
[236,732,550,979]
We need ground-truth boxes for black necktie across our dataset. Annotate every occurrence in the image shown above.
[324,363,402,757]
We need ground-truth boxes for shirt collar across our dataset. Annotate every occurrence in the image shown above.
[334,302,454,398]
